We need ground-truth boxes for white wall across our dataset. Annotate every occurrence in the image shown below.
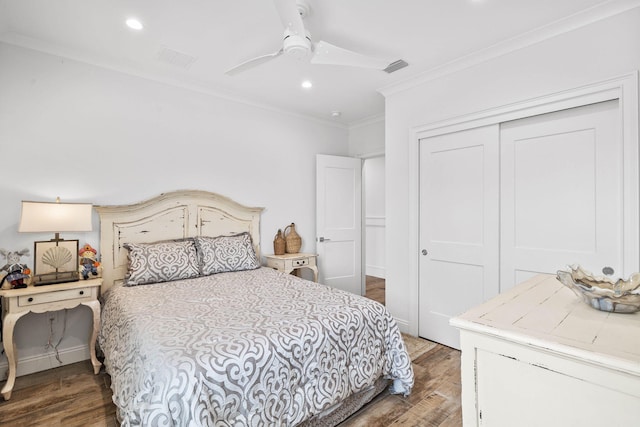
[363,157,385,278]
[348,116,384,157]
[0,42,348,376]
[383,8,640,334]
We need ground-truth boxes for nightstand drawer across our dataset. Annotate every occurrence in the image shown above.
[264,253,318,282]
[18,287,92,307]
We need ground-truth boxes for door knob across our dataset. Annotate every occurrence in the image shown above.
[421,249,428,256]
[318,237,331,242]
[602,266,614,276]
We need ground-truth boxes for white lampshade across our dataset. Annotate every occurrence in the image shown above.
[19,201,93,233]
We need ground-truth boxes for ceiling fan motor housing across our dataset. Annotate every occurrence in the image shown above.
[283,28,311,60]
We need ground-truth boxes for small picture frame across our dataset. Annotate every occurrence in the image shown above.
[33,239,79,285]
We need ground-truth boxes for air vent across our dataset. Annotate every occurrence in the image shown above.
[383,59,408,74]
[156,46,198,69]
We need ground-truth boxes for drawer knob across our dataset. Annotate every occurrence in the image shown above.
[28,297,34,302]
[79,290,84,295]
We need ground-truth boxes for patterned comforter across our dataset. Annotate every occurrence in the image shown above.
[99,267,414,426]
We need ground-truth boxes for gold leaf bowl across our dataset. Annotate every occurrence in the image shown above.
[557,265,640,313]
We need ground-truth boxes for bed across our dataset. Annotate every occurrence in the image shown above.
[96,190,414,426]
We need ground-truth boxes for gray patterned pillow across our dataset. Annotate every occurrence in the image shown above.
[195,233,260,275]
[123,239,200,286]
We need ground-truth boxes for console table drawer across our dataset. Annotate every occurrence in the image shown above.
[18,287,92,307]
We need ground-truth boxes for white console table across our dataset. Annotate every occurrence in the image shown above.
[451,274,640,426]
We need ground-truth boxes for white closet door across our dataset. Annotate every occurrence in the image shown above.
[500,100,621,291]
[419,125,500,349]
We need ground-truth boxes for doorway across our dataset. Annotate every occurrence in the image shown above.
[363,156,386,280]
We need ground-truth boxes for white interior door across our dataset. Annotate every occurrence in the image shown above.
[418,125,500,348]
[316,154,362,294]
[500,100,622,290]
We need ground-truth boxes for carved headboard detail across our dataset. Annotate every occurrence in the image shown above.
[95,190,264,292]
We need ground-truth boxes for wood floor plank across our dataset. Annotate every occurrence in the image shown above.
[338,394,413,427]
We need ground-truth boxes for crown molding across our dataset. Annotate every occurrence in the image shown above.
[379,0,640,97]
[349,112,385,130]
[0,34,348,130]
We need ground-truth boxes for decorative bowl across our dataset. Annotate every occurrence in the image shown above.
[556,265,640,313]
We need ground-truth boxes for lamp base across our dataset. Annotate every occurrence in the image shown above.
[33,271,79,286]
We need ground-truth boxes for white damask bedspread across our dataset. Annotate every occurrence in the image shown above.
[99,267,414,426]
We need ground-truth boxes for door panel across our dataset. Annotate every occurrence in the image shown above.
[316,154,362,295]
[500,100,621,291]
[419,125,500,349]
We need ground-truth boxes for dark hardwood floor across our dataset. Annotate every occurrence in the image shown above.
[0,277,461,426]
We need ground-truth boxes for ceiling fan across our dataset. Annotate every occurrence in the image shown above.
[224,0,407,76]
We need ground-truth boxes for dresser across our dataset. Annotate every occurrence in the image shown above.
[451,274,640,426]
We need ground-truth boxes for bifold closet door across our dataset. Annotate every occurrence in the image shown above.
[418,125,500,349]
[500,100,622,291]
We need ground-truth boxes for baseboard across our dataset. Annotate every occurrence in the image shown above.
[366,265,386,278]
[0,344,90,381]
[395,317,410,334]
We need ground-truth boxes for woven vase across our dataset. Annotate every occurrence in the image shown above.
[273,229,286,255]
[284,223,302,254]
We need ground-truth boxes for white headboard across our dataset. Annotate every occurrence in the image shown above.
[95,190,264,292]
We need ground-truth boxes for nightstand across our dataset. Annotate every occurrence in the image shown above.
[265,253,318,282]
[0,278,102,400]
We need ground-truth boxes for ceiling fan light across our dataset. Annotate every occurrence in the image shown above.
[283,29,312,60]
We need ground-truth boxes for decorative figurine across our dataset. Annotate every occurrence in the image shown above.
[0,248,31,289]
[79,244,101,280]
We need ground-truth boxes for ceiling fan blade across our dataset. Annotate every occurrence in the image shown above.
[225,49,284,76]
[311,40,391,70]
[273,0,306,37]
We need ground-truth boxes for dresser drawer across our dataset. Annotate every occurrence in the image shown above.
[18,287,92,307]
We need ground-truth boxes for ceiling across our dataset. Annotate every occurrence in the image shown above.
[0,0,615,125]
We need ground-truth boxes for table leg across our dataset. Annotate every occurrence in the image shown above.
[1,311,28,400]
[308,265,319,283]
[81,300,102,374]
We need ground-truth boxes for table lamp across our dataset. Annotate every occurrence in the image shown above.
[19,198,93,285]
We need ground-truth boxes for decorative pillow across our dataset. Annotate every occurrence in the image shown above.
[195,233,260,275]
[123,238,200,286]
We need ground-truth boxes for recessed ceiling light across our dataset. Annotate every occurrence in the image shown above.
[126,18,144,30]
[331,111,342,118]
[301,80,313,89]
